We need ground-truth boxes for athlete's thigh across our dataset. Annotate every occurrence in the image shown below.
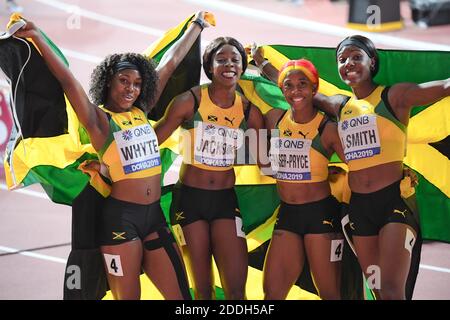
[176,220,214,296]
[378,223,416,291]
[264,229,305,289]
[352,234,379,277]
[304,233,343,298]
[142,228,189,300]
[101,240,143,299]
[210,218,248,278]
[182,220,212,271]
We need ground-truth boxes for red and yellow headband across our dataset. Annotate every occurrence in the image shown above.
[278,59,319,90]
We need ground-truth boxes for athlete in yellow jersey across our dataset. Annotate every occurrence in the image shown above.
[263,60,345,300]
[155,37,265,299]
[313,35,449,300]
[15,13,212,300]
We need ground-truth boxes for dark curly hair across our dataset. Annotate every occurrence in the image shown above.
[202,37,248,80]
[89,53,159,111]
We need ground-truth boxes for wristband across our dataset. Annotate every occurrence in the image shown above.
[191,19,205,31]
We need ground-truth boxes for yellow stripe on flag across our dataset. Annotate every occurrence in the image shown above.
[246,206,278,251]
[238,79,276,115]
[234,165,275,185]
[142,16,193,59]
[262,45,289,70]
[408,98,450,144]
[143,13,216,59]
[404,144,450,197]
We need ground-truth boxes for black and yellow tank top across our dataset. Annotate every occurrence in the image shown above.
[337,86,406,171]
[97,106,161,182]
[270,109,330,183]
[180,84,248,171]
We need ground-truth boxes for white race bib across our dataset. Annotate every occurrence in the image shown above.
[330,239,344,262]
[270,137,312,181]
[113,124,160,174]
[103,254,124,276]
[194,122,243,167]
[338,114,381,161]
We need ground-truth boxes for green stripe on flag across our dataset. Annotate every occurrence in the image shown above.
[415,171,450,243]
[20,152,98,205]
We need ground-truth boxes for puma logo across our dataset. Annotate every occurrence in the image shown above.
[134,116,143,121]
[224,116,235,126]
[322,219,334,228]
[298,130,309,139]
[393,209,407,218]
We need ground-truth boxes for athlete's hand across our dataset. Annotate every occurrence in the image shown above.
[192,11,215,30]
[403,167,418,188]
[14,20,40,39]
[246,43,265,66]
[82,160,101,172]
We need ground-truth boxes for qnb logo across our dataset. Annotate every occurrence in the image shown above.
[204,124,216,135]
[133,126,152,137]
[343,116,370,130]
[122,130,133,141]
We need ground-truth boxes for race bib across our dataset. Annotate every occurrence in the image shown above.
[270,137,312,181]
[103,254,124,276]
[113,124,160,174]
[338,114,381,161]
[194,122,243,167]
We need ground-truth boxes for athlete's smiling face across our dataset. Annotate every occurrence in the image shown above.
[337,45,374,87]
[281,69,316,109]
[210,44,243,86]
[107,69,142,112]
